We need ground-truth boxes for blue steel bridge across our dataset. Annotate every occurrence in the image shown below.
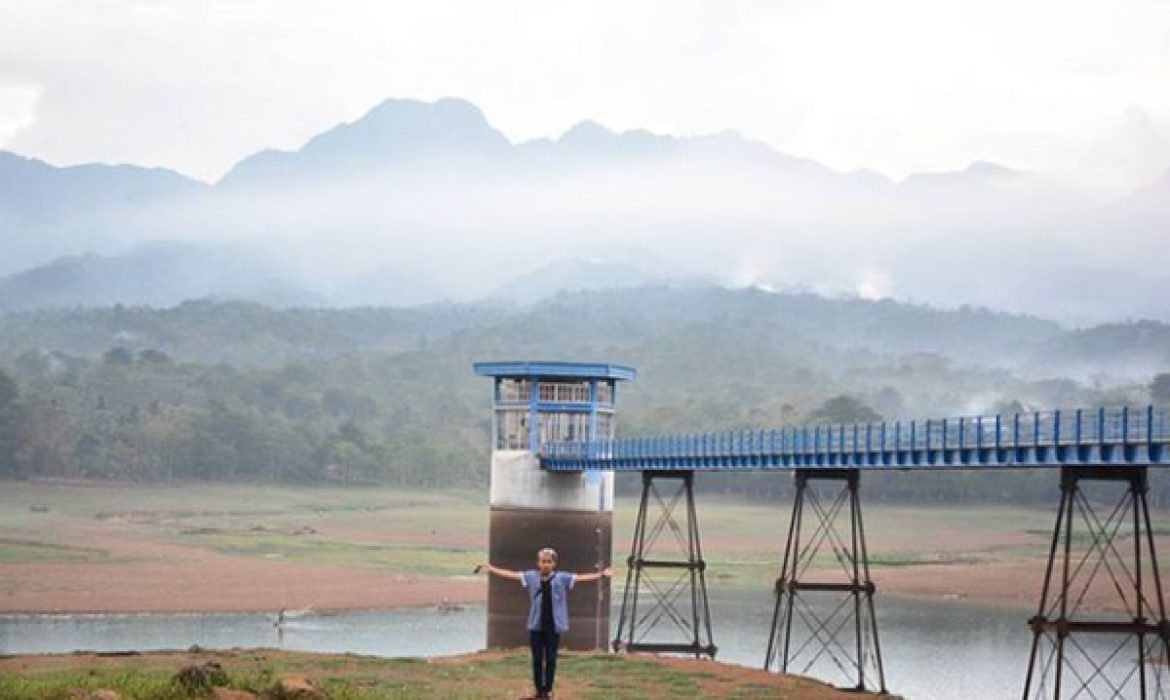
[536,404,1170,699]
[540,406,1169,471]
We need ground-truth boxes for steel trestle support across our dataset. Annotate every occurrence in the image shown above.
[613,470,716,658]
[1023,466,1170,699]
[765,469,887,693]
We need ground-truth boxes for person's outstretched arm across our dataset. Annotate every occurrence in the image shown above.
[574,566,615,583]
[476,562,523,581]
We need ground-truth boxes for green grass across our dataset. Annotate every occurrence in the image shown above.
[0,649,870,699]
[866,552,984,567]
[0,481,482,525]
[1023,529,1147,547]
[0,480,489,574]
[2,480,1167,592]
[0,538,108,563]
[0,659,282,700]
[0,668,190,700]
[183,530,482,576]
[607,497,1075,586]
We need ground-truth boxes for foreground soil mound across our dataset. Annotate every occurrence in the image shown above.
[0,648,897,699]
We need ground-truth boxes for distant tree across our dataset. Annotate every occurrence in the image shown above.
[0,291,1156,502]
[1152,373,1170,404]
[337,420,367,447]
[12,350,50,377]
[72,433,103,477]
[102,347,134,365]
[809,395,882,424]
[14,391,72,477]
[137,349,172,365]
[328,441,363,487]
[322,388,379,420]
[0,370,22,476]
[873,386,905,419]
[993,399,1029,416]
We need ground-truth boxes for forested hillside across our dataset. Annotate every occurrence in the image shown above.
[0,286,1166,503]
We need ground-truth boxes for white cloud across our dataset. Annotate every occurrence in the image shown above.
[0,82,39,145]
[855,267,892,302]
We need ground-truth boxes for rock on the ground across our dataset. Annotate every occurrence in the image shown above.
[277,674,328,699]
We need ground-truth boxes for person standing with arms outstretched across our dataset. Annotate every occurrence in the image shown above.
[478,548,614,699]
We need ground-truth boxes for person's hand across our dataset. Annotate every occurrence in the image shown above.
[602,566,614,578]
[474,563,487,574]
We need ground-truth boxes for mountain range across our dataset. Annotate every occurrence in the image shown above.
[1,97,1168,321]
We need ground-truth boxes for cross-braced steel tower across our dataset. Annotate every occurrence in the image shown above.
[1023,466,1170,699]
[764,469,886,693]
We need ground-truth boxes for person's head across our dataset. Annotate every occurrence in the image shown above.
[537,547,557,575]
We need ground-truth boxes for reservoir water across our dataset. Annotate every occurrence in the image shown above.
[0,589,1151,699]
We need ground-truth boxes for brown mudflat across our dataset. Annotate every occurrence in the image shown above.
[2,481,1165,615]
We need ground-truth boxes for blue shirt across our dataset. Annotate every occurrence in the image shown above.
[521,570,576,634]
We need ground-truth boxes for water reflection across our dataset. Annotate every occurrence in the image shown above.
[0,605,485,660]
[0,591,1147,699]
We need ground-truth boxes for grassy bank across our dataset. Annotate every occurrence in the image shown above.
[1,480,1166,613]
[0,480,1069,580]
[0,648,885,699]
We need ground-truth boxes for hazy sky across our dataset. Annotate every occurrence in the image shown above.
[2,1,1169,197]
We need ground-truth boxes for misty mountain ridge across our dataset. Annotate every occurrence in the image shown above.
[0,285,1164,389]
[0,242,325,312]
[0,151,204,220]
[217,97,856,191]
[219,98,513,189]
[901,161,1020,188]
[1,96,1167,322]
[0,245,710,311]
[0,98,1044,200]
[485,256,720,306]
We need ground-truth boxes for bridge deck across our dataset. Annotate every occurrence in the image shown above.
[539,405,1170,471]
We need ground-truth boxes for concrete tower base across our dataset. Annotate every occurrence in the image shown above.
[487,450,614,651]
[487,508,613,649]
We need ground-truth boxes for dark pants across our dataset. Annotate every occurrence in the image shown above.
[529,628,560,695]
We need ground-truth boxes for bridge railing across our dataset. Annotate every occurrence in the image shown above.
[538,405,1169,462]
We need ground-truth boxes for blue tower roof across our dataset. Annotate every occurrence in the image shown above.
[473,361,636,381]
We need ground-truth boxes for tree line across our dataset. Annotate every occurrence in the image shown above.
[0,290,1167,504]
[0,349,485,487]
[0,347,1166,504]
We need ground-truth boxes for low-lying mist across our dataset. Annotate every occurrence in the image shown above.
[3,98,1168,323]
